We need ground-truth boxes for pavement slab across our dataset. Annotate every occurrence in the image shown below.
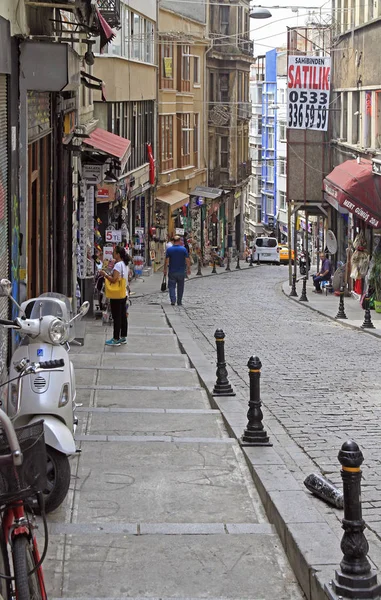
[93,388,212,410]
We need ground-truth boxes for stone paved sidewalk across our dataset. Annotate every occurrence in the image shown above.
[43,302,304,600]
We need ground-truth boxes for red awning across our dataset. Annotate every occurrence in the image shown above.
[83,128,131,174]
[323,159,381,228]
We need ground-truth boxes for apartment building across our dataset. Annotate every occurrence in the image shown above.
[247,58,264,242]
[275,52,288,243]
[326,0,381,262]
[261,49,277,236]
[207,0,253,255]
[93,0,157,265]
[155,1,208,269]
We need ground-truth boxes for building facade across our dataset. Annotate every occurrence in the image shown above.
[92,0,157,270]
[207,0,253,257]
[155,3,208,269]
[247,58,264,242]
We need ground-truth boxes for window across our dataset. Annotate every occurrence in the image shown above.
[279,191,286,210]
[193,113,199,166]
[193,56,200,85]
[341,92,348,141]
[257,206,262,223]
[132,12,142,60]
[364,91,372,148]
[279,157,286,176]
[279,88,286,106]
[160,114,174,172]
[256,237,277,247]
[178,45,190,92]
[219,73,229,103]
[268,128,274,149]
[209,72,215,102]
[279,121,286,140]
[145,20,154,64]
[220,136,228,168]
[376,91,381,148]
[220,5,229,34]
[179,113,191,167]
[258,118,262,135]
[266,195,274,216]
[238,72,243,103]
[267,160,274,182]
[160,42,174,89]
[238,6,243,34]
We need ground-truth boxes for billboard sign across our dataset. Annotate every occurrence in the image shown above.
[287,56,331,131]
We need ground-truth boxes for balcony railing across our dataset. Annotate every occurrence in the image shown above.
[210,34,254,58]
[97,0,121,27]
[237,37,254,56]
[238,160,252,183]
[237,102,252,121]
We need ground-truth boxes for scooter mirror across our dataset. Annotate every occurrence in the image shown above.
[0,279,12,297]
[79,301,90,317]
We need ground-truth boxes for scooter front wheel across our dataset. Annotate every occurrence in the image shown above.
[33,447,71,514]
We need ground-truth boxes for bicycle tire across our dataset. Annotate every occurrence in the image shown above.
[0,528,11,599]
[13,535,44,600]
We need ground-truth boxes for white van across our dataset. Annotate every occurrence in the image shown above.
[251,237,280,264]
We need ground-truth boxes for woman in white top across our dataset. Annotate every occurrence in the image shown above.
[100,246,130,347]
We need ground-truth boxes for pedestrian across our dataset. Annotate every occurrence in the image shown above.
[313,251,332,293]
[100,245,131,346]
[166,235,173,250]
[164,234,191,306]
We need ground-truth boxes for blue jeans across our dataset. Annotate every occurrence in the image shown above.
[313,274,330,291]
[168,272,185,305]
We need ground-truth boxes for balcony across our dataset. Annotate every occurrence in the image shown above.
[237,38,254,57]
[238,160,252,182]
[209,167,230,188]
[209,104,231,126]
[237,102,252,121]
[97,0,121,27]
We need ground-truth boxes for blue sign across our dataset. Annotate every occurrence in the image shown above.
[37,349,44,357]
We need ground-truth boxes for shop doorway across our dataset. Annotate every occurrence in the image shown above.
[27,136,52,298]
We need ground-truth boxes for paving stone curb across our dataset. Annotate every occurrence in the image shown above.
[164,306,341,600]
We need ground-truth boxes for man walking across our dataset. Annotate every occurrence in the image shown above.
[164,235,191,306]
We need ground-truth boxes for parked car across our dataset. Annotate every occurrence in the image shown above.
[278,244,295,265]
[251,237,280,265]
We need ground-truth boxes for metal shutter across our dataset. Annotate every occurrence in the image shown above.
[0,75,8,377]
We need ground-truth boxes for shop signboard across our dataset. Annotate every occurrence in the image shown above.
[287,55,331,131]
[103,246,114,263]
[105,229,122,243]
[175,228,185,236]
[323,179,381,228]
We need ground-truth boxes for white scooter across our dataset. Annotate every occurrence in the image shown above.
[0,279,89,513]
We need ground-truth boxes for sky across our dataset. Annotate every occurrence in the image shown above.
[250,1,332,56]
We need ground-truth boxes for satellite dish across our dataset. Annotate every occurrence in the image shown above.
[326,230,338,255]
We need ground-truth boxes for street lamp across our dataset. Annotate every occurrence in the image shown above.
[250,4,324,18]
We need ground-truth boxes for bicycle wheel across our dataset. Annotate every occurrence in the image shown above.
[0,528,11,599]
[13,535,44,600]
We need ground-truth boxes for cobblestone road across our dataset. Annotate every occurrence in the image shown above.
[135,266,381,541]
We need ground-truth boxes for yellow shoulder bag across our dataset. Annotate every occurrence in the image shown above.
[105,275,126,299]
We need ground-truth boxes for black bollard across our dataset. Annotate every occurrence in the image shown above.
[325,440,381,600]
[236,254,241,270]
[241,356,272,447]
[335,286,348,320]
[212,329,235,396]
[225,253,231,272]
[361,298,375,329]
[289,273,298,297]
[299,276,308,302]
[249,254,254,268]
[196,257,203,276]
[257,252,260,266]
[212,260,217,274]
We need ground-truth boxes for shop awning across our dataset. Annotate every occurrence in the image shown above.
[156,190,189,211]
[189,186,224,200]
[323,159,381,228]
[83,128,131,174]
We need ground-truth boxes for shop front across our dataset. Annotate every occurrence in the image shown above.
[323,158,381,294]
[153,190,189,271]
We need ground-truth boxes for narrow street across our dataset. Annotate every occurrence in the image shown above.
[135,266,381,541]
[44,300,304,600]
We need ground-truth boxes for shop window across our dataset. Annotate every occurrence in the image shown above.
[178,45,190,92]
[160,114,174,172]
[160,41,174,89]
[220,136,228,168]
[178,113,191,167]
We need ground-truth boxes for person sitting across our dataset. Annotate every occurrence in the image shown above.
[313,252,332,293]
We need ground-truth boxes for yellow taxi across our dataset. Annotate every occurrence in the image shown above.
[278,244,295,265]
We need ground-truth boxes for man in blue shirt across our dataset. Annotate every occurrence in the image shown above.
[313,251,332,293]
[164,235,191,306]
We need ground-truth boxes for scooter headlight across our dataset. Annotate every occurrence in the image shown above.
[48,319,67,344]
